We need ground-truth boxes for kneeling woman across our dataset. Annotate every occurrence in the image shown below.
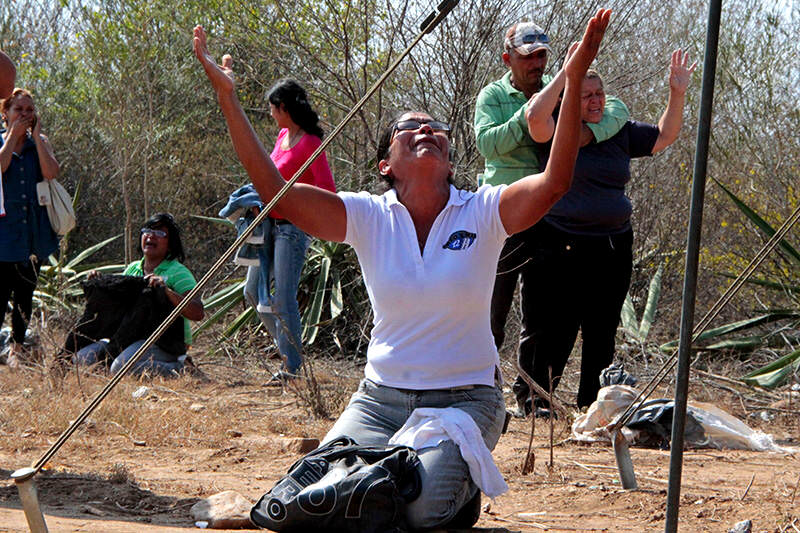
[195,10,608,530]
[74,213,204,376]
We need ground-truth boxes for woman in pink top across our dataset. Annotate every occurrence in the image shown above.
[244,79,335,382]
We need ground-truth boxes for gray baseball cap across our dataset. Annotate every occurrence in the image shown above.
[504,22,551,55]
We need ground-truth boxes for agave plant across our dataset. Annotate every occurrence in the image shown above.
[189,215,350,346]
[621,263,663,345]
[658,178,800,389]
[300,239,347,344]
[34,234,124,311]
[191,276,251,341]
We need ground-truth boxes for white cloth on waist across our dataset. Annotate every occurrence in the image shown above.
[388,407,508,498]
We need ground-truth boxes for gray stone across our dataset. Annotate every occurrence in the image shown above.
[728,519,753,533]
[190,490,253,529]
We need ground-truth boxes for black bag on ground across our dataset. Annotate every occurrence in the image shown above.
[250,436,421,533]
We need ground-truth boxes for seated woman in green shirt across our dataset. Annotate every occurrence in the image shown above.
[73,213,204,376]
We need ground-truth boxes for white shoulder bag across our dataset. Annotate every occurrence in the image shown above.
[36,178,76,236]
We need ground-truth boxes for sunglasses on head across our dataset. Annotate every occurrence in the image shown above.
[520,32,549,44]
[141,228,168,238]
[393,119,451,136]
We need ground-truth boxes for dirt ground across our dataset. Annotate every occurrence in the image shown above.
[1,357,798,533]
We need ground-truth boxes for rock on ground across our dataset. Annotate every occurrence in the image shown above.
[190,490,253,529]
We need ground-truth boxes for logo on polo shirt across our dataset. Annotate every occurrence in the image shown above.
[442,230,476,250]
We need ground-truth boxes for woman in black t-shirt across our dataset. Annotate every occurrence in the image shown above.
[512,49,696,414]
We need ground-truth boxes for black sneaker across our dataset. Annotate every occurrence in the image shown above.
[511,397,532,419]
[534,406,558,420]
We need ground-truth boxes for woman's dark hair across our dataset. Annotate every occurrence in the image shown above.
[376,113,404,168]
[375,112,454,188]
[267,79,324,139]
[142,212,185,263]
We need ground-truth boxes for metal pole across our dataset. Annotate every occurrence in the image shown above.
[664,0,722,530]
[612,430,638,490]
[12,468,48,533]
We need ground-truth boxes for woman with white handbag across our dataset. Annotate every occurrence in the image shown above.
[0,88,60,367]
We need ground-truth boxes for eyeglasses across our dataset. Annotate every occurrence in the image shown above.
[141,228,168,238]
[392,119,451,137]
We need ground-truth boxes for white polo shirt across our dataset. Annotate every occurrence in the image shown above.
[339,184,509,389]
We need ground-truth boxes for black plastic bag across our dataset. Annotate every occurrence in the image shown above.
[251,437,421,532]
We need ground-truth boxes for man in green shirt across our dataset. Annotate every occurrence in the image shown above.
[474,21,629,417]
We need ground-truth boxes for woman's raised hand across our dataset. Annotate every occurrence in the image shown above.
[193,25,235,95]
[564,40,580,65]
[32,112,42,138]
[565,9,611,80]
[668,49,697,95]
[144,273,167,289]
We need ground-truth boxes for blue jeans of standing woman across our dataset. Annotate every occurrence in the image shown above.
[321,377,506,530]
[244,219,309,375]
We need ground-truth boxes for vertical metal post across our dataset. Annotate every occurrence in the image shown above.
[664,0,723,531]
[612,430,638,490]
[12,468,49,533]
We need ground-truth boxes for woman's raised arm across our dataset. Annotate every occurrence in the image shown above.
[193,26,346,242]
[524,41,579,143]
[651,49,696,154]
[499,9,611,236]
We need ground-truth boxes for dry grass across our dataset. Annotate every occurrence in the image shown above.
[2,318,799,532]
[0,323,363,477]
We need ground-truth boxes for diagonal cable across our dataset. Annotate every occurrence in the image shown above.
[609,202,800,432]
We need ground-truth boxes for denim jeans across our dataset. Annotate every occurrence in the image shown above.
[244,220,309,374]
[322,378,506,530]
[73,339,184,377]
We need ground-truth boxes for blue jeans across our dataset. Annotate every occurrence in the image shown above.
[322,378,506,530]
[73,340,184,377]
[244,220,309,374]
